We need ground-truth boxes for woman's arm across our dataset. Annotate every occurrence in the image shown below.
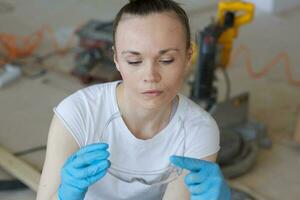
[163,153,217,200]
[170,153,231,200]
[36,114,79,200]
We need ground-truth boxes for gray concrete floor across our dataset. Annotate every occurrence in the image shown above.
[1,1,300,200]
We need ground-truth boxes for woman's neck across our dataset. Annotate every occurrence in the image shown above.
[116,83,173,140]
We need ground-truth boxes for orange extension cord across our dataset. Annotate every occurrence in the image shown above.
[230,44,300,86]
[0,25,299,86]
[0,25,76,66]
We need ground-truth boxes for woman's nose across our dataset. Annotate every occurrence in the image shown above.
[143,62,161,83]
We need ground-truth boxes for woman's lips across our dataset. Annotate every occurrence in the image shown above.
[142,90,163,97]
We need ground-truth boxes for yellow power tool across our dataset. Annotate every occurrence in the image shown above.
[190,1,272,184]
[191,0,255,108]
[217,0,255,68]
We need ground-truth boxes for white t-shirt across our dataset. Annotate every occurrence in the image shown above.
[54,80,220,200]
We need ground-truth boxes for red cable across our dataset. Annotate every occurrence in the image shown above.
[0,24,78,68]
[230,44,300,86]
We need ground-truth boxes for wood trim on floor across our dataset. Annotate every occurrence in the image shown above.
[0,145,40,192]
[293,108,300,144]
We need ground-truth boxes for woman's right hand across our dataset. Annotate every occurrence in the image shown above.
[58,143,110,200]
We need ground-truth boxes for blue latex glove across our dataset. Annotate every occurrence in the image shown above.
[170,155,231,200]
[58,143,110,200]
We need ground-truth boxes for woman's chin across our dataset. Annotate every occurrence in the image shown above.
[135,97,162,109]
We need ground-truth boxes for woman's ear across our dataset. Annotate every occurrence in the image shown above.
[184,43,193,73]
[184,43,194,79]
[112,46,120,71]
[186,42,194,66]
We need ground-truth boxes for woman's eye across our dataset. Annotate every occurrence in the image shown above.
[127,61,142,65]
[160,59,174,64]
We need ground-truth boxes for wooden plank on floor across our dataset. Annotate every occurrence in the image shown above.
[293,108,300,144]
[0,145,40,192]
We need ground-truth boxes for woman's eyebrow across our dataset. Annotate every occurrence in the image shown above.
[159,48,179,55]
[121,50,140,55]
[121,48,179,56]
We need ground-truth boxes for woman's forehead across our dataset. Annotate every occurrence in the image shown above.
[115,12,186,52]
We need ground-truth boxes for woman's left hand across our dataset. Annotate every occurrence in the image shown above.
[170,155,231,200]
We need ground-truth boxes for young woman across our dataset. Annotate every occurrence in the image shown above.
[36,0,231,199]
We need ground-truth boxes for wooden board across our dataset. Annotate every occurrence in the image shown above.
[0,145,40,192]
[293,108,300,143]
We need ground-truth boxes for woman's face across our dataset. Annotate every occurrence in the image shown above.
[114,11,192,109]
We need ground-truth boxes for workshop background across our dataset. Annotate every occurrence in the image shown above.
[0,0,300,199]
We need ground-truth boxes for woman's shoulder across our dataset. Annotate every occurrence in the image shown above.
[77,81,119,100]
[178,94,217,126]
[56,81,119,112]
[62,81,118,103]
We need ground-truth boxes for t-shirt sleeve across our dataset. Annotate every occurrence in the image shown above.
[53,91,87,147]
[184,113,220,159]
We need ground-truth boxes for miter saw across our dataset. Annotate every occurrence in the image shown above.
[72,20,121,84]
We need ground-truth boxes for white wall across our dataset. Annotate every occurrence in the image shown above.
[176,0,218,11]
[247,0,300,13]
[273,0,300,13]
[247,0,274,13]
